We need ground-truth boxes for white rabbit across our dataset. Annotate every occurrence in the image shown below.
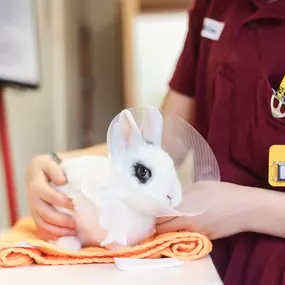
[50,106,183,251]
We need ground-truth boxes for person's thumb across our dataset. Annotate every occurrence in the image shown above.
[41,158,67,185]
[156,217,185,235]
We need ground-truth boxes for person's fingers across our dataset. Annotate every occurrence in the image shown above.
[39,158,67,185]
[33,213,76,237]
[35,199,76,229]
[156,217,176,225]
[36,181,73,209]
[156,217,187,234]
[36,228,59,241]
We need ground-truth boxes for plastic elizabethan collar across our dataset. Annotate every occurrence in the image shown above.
[82,106,220,218]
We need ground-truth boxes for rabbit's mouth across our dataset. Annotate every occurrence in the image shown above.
[169,195,182,208]
[166,195,172,205]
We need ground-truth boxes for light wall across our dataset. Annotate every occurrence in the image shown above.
[0,0,81,228]
[0,0,125,228]
[81,0,124,144]
[0,0,54,228]
[132,11,188,107]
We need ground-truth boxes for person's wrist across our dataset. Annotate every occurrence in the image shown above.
[241,186,271,233]
[247,188,285,237]
[228,184,265,233]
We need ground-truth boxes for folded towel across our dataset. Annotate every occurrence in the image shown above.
[0,217,212,267]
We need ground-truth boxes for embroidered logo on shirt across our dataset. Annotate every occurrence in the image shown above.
[270,76,285,119]
[201,17,225,41]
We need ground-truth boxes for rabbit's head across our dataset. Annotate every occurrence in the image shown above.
[108,106,182,208]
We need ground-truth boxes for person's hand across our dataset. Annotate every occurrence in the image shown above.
[26,154,76,240]
[156,181,258,240]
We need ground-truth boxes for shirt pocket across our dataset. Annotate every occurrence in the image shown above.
[229,76,285,184]
[208,71,234,154]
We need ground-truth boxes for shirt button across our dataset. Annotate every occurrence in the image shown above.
[247,21,258,28]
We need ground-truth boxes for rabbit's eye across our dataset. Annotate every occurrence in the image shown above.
[133,163,152,184]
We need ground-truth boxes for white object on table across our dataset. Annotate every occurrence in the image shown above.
[0,256,223,285]
[114,257,185,270]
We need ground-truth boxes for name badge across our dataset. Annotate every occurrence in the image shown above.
[201,17,225,41]
[269,145,285,187]
[270,76,285,119]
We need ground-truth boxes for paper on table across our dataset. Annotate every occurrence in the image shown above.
[114,258,184,270]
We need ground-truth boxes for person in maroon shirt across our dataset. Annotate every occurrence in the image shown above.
[26,0,285,284]
[156,0,285,284]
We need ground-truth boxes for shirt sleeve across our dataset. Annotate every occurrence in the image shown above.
[169,0,209,97]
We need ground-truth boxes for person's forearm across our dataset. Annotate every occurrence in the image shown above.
[161,89,196,169]
[162,89,196,127]
[245,186,285,238]
[58,142,108,161]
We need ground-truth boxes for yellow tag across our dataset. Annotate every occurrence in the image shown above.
[268,145,285,187]
[276,76,285,100]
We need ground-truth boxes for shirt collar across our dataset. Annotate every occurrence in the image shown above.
[251,0,285,20]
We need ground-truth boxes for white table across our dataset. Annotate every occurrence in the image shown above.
[0,256,223,285]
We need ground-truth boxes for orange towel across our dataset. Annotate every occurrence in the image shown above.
[0,217,212,267]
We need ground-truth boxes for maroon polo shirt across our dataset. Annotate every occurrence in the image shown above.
[169,0,285,284]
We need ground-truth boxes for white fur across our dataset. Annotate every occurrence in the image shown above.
[50,107,183,251]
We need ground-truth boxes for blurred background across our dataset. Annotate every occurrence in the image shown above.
[0,0,189,229]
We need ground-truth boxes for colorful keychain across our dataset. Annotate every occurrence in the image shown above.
[270,76,285,118]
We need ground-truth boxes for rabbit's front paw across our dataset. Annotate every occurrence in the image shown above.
[51,236,82,251]
[105,243,124,251]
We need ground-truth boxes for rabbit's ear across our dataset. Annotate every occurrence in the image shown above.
[109,109,143,161]
[118,109,143,151]
[140,106,163,146]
